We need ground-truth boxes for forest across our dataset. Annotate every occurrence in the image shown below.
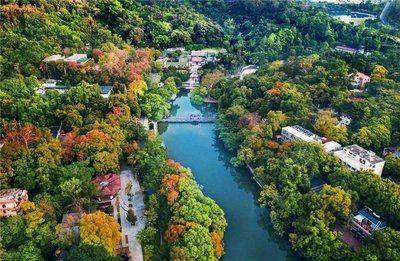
[0,0,225,260]
[1,0,400,260]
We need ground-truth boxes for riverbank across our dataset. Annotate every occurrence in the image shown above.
[159,91,296,260]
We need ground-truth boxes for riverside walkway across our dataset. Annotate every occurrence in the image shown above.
[161,115,216,123]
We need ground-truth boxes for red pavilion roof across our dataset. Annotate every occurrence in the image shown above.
[92,173,121,197]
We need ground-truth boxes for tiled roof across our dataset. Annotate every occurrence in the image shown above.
[92,173,121,197]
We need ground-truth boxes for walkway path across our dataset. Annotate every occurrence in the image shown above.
[118,168,146,261]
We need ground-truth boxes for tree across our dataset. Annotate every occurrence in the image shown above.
[358,228,400,260]
[140,93,170,121]
[354,124,390,151]
[384,154,400,179]
[314,110,348,143]
[79,211,121,255]
[92,151,119,174]
[169,224,216,261]
[126,208,137,225]
[290,210,351,260]
[202,70,224,89]
[64,243,120,261]
[371,65,388,80]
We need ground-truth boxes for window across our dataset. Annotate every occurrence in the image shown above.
[2,204,6,208]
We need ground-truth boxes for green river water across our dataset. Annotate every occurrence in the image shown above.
[159,91,297,261]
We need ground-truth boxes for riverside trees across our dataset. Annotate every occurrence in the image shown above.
[213,53,400,259]
[131,137,227,260]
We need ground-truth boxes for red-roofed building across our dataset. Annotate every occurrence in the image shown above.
[92,173,121,208]
[351,72,370,89]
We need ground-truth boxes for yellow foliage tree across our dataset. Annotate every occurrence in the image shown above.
[79,211,121,255]
[314,110,348,143]
[128,79,147,96]
[371,65,388,80]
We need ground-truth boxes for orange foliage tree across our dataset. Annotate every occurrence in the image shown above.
[211,231,224,258]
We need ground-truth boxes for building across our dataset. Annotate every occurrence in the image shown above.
[335,45,365,55]
[60,212,82,238]
[339,113,353,126]
[190,56,206,66]
[351,72,371,89]
[92,173,121,208]
[239,65,258,80]
[322,139,342,153]
[99,86,113,99]
[165,47,185,54]
[36,79,69,94]
[42,54,65,63]
[383,147,400,157]
[351,208,386,238]
[281,125,321,143]
[64,54,89,65]
[334,145,385,176]
[281,126,342,153]
[188,50,218,66]
[191,50,208,57]
[0,189,28,217]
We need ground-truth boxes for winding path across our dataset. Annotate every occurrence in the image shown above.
[118,168,146,260]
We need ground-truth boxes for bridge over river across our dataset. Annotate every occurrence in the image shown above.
[161,115,216,123]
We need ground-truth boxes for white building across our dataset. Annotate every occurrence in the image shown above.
[281,125,321,143]
[239,65,258,80]
[334,145,385,176]
[339,113,353,126]
[281,125,342,153]
[99,86,113,99]
[64,54,89,64]
[36,79,69,95]
[42,54,65,63]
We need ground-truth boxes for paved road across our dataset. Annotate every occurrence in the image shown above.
[119,169,146,261]
[380,0,394,25]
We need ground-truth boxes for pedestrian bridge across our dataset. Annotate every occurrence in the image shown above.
[161,115,216,123]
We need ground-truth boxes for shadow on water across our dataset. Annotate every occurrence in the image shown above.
[211,129,298,259]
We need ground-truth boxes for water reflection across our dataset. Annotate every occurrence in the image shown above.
[160,91,297,260]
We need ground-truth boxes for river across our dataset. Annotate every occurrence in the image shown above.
[159,91,297,260]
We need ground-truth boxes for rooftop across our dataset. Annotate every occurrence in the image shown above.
[99,85,113,95]
[191,50,208,57]
[61,212,82,228]
[354,208,386,231]
[335,45,359,53]
[191,56,205,62]
[354,72,370,80]
[64,54,88,63]
[43,54,65,62]
[344,144,384,164]
[282,125,320,142]
[92,173,121,197]
[383,147,400,157]
[0,189,27,203]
